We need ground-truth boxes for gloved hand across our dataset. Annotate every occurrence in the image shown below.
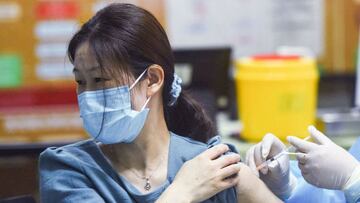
[245,133,296,199]
[287,126,360,190]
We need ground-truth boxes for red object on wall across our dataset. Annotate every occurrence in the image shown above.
[0,86,77,110]
[36,1,79,20]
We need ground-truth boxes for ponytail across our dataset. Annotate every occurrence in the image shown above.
[164,91,217,143]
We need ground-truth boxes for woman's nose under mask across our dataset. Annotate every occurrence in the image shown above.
[77,69,151,144]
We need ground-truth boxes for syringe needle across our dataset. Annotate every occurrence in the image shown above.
[256,136,311,171]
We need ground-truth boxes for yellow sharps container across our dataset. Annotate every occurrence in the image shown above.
[235,55,319,142]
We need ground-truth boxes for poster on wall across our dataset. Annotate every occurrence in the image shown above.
[165,0,324,59]
[0,0,166,143]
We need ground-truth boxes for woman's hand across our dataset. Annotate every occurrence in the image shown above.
[236,163,283,203]
[157,144,241,203]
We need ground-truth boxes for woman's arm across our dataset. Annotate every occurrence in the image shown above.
[155,183,192,203]
[236,163,283,203]
[157,156,282,203]
[156,144,241,203]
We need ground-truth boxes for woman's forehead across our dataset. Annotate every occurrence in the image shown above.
[73,42,134,84]
[73,42,100,72]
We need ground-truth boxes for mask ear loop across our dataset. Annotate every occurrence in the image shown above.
[141,96,151,111]
[129,68,151,111]
[130,69,148,90]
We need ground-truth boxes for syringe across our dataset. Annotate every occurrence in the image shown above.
[256,136,311,171]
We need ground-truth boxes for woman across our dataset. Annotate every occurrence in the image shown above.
[39,3,281,203]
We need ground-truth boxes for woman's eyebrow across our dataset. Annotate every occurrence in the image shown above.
[72,65,100,73]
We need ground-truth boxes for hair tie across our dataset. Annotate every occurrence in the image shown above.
[168,73,182,106]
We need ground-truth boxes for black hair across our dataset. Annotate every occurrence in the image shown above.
[68,3,216,143]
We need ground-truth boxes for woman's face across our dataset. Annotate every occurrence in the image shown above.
[72,42,149,111]
[73,42,114,94]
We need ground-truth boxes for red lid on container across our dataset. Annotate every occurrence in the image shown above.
[252,54,300,61]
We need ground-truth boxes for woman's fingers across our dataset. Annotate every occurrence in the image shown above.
[213,153,241,168]
[220,163,241,180]
[202,144,229,160]
[221,172,241,189]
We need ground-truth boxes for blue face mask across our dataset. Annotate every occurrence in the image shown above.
[77,69,151,144]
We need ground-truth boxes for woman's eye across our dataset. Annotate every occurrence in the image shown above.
[94,78,104,83]
[76,80,84,85]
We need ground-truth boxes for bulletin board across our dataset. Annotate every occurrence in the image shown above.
[0,0,165,143]
[165,0,360,74]
[166,0,324,62]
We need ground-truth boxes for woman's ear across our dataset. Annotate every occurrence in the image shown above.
[146,64,164,97]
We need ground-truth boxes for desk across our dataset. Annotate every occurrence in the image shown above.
[0,142,73,157]
[0,113,358,199]
[217,112,360,157]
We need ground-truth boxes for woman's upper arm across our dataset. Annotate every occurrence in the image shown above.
[39,148,105,203]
